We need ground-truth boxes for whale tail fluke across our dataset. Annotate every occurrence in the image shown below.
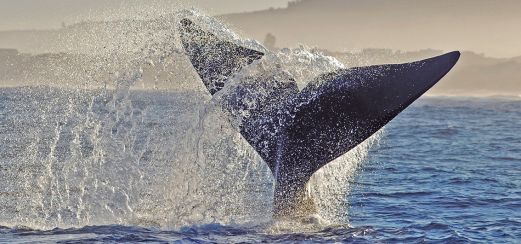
[179,18,460,218]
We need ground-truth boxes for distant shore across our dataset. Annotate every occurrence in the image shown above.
[1,46,519,97]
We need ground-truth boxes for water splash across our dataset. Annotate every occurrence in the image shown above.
[0,10,380,230]
[309,131,383,224]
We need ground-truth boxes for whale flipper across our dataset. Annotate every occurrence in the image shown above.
[179,19,460,217]
[179,19,264,94]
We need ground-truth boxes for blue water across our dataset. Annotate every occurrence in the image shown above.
[0,87,520,243]
[349,98,521,243]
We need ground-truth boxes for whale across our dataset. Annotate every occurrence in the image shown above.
[179,18,460,218]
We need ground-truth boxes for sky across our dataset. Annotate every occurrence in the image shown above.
[0,0,292,30]
[0,0,520,58]
[221,0,521,58]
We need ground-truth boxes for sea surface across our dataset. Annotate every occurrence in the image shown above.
[0,87,520,243]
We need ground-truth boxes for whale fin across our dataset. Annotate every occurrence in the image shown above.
[179,18,460,217]
[278,52,460,181]
[237,52,460,216]
[179,19,264,95]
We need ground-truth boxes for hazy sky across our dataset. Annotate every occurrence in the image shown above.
[0,0,292,30]
[222,0,521,58]
[1,0,520,58]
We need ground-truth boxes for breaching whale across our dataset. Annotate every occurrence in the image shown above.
[179,18,460,218]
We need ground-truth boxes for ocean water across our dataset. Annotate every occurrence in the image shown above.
[0,87,519,243]
[1,9,520,243]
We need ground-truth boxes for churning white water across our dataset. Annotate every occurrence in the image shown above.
[0,9,380,230]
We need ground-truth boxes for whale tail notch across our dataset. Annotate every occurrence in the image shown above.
[179,18,460,217]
